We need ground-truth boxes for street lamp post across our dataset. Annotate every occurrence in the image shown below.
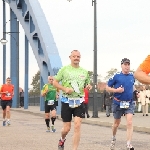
[67,0,98,117]
[92,0,98,118]
[0,18,20,108]
[2,0,6,84]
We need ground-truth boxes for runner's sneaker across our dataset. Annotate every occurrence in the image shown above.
[127,144,134,150]
[7,121,11,126]
[3,121,6,126]
[58,139,66,150]
[46,127,50,132]
[110,139,116,150]
[51,125,56,132]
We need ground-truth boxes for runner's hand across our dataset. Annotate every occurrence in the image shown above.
[115,85,124,93]
[56,94,59,99]
[65,87,74,94]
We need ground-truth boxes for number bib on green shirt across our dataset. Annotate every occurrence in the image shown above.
[47,100,54,105]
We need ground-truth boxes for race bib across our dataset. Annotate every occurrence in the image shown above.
[69,98,81,108]
[5,93,11,97]
[120,101,130,109]
[47,100,54,105]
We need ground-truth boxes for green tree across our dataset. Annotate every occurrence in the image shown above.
[105,68,118,81]
[88,71,93,82]
[30,70,40,95]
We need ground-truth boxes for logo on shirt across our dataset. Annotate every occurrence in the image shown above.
[79,75,85,79]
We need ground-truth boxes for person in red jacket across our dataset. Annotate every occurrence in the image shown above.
[83,88,90,118]
[0,77,14,126]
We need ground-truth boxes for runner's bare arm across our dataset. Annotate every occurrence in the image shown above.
[0,87,7,94]
[41,89,48,97]
[53,79,66,92]
[134,55,150,84]
[106,85,124,93]
[12,87,14,96]
[56,89,60,99]
[134,67,150,84]
[0,91,7,94]
[106,85,117,93]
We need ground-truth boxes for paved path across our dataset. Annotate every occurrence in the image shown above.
[12,106,150,133]
[0,107,149,150]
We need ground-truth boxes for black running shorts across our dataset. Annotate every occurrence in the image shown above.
[61,102,85,122]
[1,100,12,110]
[45,101,56,113]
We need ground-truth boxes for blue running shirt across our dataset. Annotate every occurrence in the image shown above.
[107,72,135,105]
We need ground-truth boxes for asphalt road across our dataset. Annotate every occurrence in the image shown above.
[0,111,149,150]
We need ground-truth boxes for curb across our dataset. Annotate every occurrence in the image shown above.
[11,109,150,134]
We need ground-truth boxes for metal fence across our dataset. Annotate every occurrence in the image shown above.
[27,94,150,113]
[28,93,138,112]
[28,93,104,111]
[88,93,104,111]
[28,96,40,106]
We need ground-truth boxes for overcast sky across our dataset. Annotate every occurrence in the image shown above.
[0,0,150,88]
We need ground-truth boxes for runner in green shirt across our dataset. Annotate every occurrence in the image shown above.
[41,76,59,132]
[53,50,92,150]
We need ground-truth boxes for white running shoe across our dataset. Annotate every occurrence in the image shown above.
[127,144,134,150]
[110,139,116,150]
[7,121,11,126]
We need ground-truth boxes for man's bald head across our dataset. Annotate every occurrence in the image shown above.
[48,76,54,84]
[70,50,80,55]
[69,50,81,67]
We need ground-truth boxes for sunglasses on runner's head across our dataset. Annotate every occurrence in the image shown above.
[49,79,53,80]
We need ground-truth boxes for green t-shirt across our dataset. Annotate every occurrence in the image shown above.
[54,65,90,98]
[41,84,57,101]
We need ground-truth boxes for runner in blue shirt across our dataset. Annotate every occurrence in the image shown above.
[106,58,135,150]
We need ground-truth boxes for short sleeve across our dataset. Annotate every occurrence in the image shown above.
[140,55,150,74]
[107,74,116,87]
[54,66,65,82]
[41,84,47,93]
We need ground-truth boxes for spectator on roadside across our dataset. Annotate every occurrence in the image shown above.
[132,89,140,115]
[103,89,113,117]
[19,89,24,108]
[83,88,90,118]
[139,85,150,116]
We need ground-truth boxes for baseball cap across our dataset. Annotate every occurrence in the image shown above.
[121,58,130,64]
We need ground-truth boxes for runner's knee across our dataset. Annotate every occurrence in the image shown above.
[113,120,120,128]
[74,120,81,132]
[45,113,50,119]
[63,124,71,133]
[127,120,132,127]
[51,110,56,117]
